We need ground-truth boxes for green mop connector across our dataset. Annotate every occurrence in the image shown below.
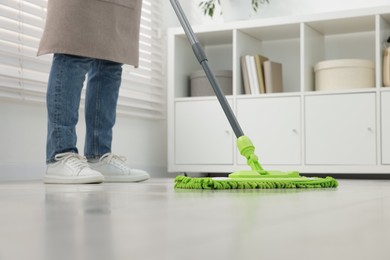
[229,136,300,179]
[237,136,266,173]
[229,136,269,178]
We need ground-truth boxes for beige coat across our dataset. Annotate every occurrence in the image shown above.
[38,0,143,66]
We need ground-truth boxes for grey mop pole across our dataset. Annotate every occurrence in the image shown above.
[169,0,245,138]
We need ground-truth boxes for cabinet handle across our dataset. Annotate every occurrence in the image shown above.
[367,127,373,132]
[292,129,298,134]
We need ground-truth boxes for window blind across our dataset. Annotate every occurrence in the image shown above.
[0,0,164,119]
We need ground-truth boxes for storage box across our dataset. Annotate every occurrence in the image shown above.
[314,59,375,91]
[190,70,232,97]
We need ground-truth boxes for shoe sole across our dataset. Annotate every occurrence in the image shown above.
[43,175,104,184]
[103,175,150,183]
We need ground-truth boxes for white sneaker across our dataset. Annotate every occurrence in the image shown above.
[44,152,104,184]
[89,153,150,182]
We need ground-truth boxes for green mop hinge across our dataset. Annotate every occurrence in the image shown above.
[237,136,268,175]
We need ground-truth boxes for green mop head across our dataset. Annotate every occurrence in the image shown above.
[174,136,338,190]
[174,175,338,189]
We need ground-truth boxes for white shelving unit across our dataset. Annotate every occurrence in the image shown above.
[167,6,390,175]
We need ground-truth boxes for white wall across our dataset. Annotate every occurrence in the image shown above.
[0,101,48,181]
[0,100,167,181]
[163,1,204,27]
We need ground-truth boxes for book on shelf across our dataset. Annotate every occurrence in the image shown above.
[240,56,251,94]
[254,54,269,94]
[241,54,283,94]
[247,55,260,95]
[263,60,283,93]
[241,54,270,94]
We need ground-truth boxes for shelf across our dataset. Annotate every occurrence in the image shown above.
[168,7,390,174]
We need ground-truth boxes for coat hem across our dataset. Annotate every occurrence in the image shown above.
[37,49,139,68]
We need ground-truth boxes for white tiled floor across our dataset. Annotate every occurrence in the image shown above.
[0,178,389,260]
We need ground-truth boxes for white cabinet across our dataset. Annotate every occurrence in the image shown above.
[174,99,234,165]
[236,96,301,165]
[168,7,390,174]
[382,92,390,164]
[305,93,376,165]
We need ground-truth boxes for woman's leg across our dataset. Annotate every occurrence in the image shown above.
[46,54,93,163]
[84,59,123,159]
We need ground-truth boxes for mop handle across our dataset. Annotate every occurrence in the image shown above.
[169,0,245,138]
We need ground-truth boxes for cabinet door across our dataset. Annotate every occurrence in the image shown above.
[236,97,301,165]
[175,100,233,164]
[382,92,390,164]
[305,93,376,165]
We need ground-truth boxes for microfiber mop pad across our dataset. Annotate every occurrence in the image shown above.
[174,176,338,190]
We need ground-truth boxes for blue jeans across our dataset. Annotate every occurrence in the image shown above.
[46,54,123,163]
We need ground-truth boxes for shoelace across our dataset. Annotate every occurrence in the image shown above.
[55,152,89,172]
[99,153,128,171]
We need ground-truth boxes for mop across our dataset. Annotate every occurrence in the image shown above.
[170,0,338,189]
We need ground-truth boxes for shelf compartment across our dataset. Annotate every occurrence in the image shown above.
[378,14,390,87]
[236,95,302,165]
[303,16,376,92]
[305,93,376,165]
[234,23,301,95]
[174,99,234,165]
[171,30,234,98]
[381,92,390,164]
